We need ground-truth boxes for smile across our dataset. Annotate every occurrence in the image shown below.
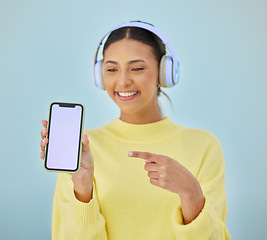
[118,91,138,97]
[115,91,140,101]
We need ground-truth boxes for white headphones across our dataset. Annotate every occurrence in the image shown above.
[93,21,180,90]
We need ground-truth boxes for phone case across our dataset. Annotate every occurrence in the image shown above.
[44,101,85,173]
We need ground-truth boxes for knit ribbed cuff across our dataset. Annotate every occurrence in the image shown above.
[71,183,100,226]
[171,194,216,233]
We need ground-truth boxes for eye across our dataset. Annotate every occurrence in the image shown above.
[106,68,118,72]
[132,67,144,72]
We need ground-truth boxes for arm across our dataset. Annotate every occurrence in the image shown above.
[52,174,108,240]
[51,134,108,240]
[128,150,205,224]
[40,121,107,240]
[171,134,230,240]
[128,133,230,239]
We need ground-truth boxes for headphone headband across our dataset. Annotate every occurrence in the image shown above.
[94,21,180,89]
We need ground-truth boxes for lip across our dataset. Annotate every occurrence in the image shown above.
[115,91,140,101]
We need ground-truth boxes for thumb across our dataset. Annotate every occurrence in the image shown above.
[82,134,91,153]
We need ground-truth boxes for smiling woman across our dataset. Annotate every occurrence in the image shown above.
[40,21,230,240]
[104,38,161,124]
[102,25,168,124]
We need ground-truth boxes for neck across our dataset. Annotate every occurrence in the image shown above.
[120,109,163,124]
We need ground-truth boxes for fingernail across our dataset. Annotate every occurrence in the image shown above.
[128,151,133,157]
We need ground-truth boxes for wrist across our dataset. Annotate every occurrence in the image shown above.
[179,179,205,224]
[74,185,93,203]
[180,182,203,203]
[73,174,94,203]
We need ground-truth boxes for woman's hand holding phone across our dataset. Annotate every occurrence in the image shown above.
[40,119,94,203]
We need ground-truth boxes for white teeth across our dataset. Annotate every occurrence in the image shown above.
[118,91,137,97]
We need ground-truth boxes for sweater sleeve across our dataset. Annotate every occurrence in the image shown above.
[52,173,108,240]
[171,133,231,240]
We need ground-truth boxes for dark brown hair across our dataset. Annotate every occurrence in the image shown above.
[103,27,166,65]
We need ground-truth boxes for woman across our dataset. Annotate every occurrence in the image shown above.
[40,21,230,239]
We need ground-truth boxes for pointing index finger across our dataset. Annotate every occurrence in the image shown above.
[128,151,161,162]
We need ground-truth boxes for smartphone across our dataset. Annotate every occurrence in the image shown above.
[44,102,85,173]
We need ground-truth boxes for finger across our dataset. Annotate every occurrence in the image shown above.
[40,138,48,152]
[40,128,48,140]
[128,151,162,163]
[81,134,91,153]
[145,160,155,164]
[40,151,45,160]
[41,119,48,128]
[144,162,158,172]
[150,178,160,186]
[147,171,158,179]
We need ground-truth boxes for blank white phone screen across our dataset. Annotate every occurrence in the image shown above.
[46,104,83,171]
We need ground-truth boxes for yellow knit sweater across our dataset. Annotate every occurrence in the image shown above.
[52,117,230,239]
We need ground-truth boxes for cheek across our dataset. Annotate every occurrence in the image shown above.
[104,75,114,93]
[138,71,158,91]
[146,67,159,83]
[105,85,115,99]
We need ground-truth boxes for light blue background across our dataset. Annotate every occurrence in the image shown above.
[0,0,266,239]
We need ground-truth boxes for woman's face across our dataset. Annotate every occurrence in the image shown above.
[103,38,161,123]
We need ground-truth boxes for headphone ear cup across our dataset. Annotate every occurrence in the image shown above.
[94,60,105,90]
[159,55,174,88]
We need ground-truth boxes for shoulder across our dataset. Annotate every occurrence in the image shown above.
[181,126,224,162]
[83,121,113,141]
[181,126,220,144]
[176,125,225,173]
[169,118,221,146]
[169,121,224,158]
[84,128,105,141]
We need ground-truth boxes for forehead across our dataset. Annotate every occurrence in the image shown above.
[103,38,156,61]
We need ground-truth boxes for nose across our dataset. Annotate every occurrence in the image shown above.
[117,70,132,87]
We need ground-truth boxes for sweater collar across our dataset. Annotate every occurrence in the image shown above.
[100,117,180,143]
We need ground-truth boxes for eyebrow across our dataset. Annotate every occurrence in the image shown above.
[104,59,145,65]
[128,59,145,64]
